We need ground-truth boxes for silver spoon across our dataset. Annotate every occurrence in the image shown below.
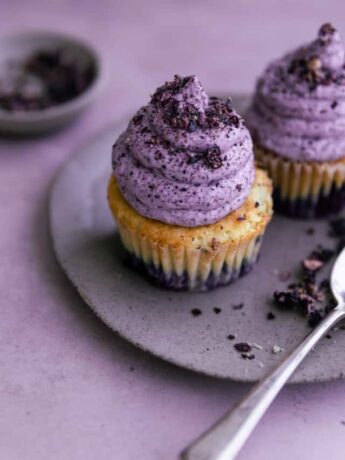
[181,247,345,460]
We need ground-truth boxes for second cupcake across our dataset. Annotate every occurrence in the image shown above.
[108,75,273,290]
[247,23,345,218]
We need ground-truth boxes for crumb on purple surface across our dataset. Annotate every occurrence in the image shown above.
[241,353,255,360]
[267,312,276,320]
[234,342,251,353]
[308,310,323,328]
[272,227,341,328]
[274,288,315,314]
[311,246,335,263]
[330,217,345,238]
[191,308,202,317]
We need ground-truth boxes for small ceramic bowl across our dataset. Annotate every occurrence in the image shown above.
[0,31,104,135]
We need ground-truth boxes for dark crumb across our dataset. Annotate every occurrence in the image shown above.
[308,311,323,328]
[311,246,335,263]
[236,184,242,192]
[129,366,135,372]
[187,154,201,166]
[325,334,332,339]
[232,303,244,310]
[133,113,143,125]
[204,145,223,169]
[274,288,315,314]
[241,353,256,360]
[227,334,236,340]
[329,217,345,238]
[341,421,345,426]
[267,312,276,320]
[234,342,251,353]
[213,307,222,314]
[306,227,315,235]
[237,215,246,222]
[254,201,260,208]
[319,23,336,36]
[187,145,224,170]
[191,308,202,317]
[320,279,331,291]
[272,217,343,327]
[151,75,193,106]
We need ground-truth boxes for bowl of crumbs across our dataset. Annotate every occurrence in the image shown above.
[0,31,104,135]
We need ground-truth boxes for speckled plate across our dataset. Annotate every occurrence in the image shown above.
[50,95,345,383]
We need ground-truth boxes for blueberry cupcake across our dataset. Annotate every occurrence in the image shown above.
[108,75,273,290]
[247,24,345,218]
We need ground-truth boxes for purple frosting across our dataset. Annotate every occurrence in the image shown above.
[112,75,254,227]
[247,23,345,162]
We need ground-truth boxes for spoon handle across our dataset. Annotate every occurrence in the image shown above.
[181,305,345,460]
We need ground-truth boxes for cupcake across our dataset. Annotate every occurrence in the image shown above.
[247,23,345,218]
[108,75,272,290]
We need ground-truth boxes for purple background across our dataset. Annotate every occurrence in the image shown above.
[2,1,345,459]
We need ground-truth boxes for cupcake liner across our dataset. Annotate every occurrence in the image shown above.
[108,168,273,291]
[255,146,345,218]
[118,222,264,291]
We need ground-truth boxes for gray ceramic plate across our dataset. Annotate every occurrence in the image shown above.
[50,96,345,384]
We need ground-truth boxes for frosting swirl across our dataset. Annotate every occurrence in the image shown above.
[112,75,254,227]
[247,23,345,162]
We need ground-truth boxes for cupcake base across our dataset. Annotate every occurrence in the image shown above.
[273,183,345,218]
[127,237,262,291]
[108,167,273,291]
[255,145,345,219]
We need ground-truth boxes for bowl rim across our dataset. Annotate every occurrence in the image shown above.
[0,30,106,122]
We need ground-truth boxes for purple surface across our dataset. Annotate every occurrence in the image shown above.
[2,1,345,459]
